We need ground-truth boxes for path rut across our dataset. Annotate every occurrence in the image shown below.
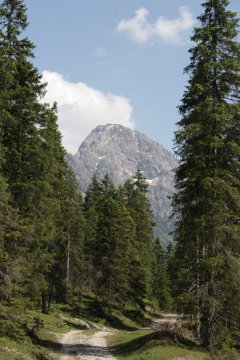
[60,329,116,360]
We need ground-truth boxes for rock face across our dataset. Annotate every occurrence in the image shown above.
[66,124,178,244]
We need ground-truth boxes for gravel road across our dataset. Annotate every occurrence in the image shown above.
[60,329,116,360]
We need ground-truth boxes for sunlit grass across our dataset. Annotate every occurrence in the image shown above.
[109,329,209,360]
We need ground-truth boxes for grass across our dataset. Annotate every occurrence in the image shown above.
[3,297,240,360]
[0,336,32,360]
[109,329,209,360]
[0,304,72,360]
[0,299,209,360]
[0,296,117,360]
[59,295,148,330]
[0,298,208,360]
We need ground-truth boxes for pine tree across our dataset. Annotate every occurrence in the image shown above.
[152,237,172,311]
[0,156,22,303]
[25,105,85,311]
[172,0,240,353]
[110,187,135,305]
[83,175,137,306]
[0,0,47,211]
[83,175,102,292]
[0,0,32,306]
[63,170,85,302]
[0,1,86,312]
[124,171,155,308]
[93,175,127,303]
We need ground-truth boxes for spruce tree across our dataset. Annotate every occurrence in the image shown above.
[0,0,46,211]
[94,175,128,303]
[0,155,23,303]
[172,0,240,354]
[152,237,172,311]
[25,104,86,310]
[0,0,86,312]
[83,175,102,292]
[83,175,137,306]
[110,187,135,305]
[58,169,85,302]
[124,171,155,308]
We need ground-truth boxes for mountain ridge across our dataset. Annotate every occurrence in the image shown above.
[66,124,178,243]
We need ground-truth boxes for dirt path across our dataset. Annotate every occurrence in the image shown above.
[60,329,116,360]
[146,312,178,331]
[59,313,178,359]
[154,313,178,327]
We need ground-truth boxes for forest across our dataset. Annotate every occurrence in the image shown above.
[0,0,239,359]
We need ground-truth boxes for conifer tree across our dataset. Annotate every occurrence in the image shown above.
[0,0,47,210]
[59,170,85,302]
[94,175,128,303]
[152,237,172,311]
[0,154,23,303]
[172,0,240,353]
[83,175,139,306]
[83,175,102,292]
[0,0,86,312]
[124,171,155,308]
[109,187,135,304]
[0,0,31,306]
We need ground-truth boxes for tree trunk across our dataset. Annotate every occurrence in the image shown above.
[48,285,53,311]
[41,292,48,314]
[196,235,201,339]
[88,255,93,292]
[66,220,70,284]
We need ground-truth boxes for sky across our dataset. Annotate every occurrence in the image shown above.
[24,0,239,154]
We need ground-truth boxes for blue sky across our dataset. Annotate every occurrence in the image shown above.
[25,0,239,154]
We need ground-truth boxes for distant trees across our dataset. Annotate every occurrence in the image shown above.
[152,237,172,311]
[83,172,156,309]
[124,171,155,308]
[172,0,240,355]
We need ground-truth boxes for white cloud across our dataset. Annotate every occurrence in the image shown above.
[117,6,195,44]
[93,47,106,57]
[117,8,152,43]
[41,71,135,154]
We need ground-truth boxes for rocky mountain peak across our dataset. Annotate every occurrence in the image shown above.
[66,123,178,244]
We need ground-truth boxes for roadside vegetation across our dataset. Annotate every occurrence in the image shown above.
[0,297,210,360]
[110,331,208,360]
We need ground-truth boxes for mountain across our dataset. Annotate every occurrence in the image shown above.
[66,124,178,244]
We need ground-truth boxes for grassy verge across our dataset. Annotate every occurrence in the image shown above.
[109,329,209,360]
[2,297,240,360]
[59,295,149,330]
[0,305,71,360]
[0,295,147,359]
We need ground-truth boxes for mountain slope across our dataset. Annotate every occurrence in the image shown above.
[66,124,178,244]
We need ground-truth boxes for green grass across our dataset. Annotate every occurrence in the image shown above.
[109,329,209,360]
[0,297,115,360]
[1,298,208,360]
[59,295,149,330]
[0,305,72,360]
[5,298,240,360]
[0,337,32,360]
